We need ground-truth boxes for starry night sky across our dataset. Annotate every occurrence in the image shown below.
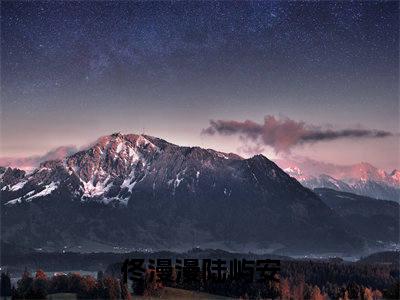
[1,1,399,169]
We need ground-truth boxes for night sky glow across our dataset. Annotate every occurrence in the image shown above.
[1,1,399,170]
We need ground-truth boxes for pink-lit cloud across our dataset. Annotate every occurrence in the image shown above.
[202,115,394,153]
[0,145,78,170]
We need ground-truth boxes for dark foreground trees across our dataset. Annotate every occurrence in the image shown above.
[7,270,121,299]
[1,271,12,297]
[2,257,399,299]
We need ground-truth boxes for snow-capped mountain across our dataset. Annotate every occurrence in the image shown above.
[390,169,400,184]
[284,163,400,202]
[1,133,362,254]
[299,174,354,193]
[1,133,243,205]
[343,162,400,187]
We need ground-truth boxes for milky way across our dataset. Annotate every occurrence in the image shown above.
[1,1,398,169]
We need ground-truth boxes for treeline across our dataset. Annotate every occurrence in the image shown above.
[2,257,399,299]
[198,261,400,300]
[1,268,399,299]
[112,259,399,299]
[169,263,398,300]
[122,259,399,299]
[0,270,129,300]
[280,260,399,298]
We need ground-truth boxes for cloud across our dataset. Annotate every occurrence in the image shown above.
[237,142,265,156]
[0,145,78,171]
[202,115,394,153]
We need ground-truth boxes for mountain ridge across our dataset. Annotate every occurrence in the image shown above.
[0,132,365,255]
[315,188,399,249]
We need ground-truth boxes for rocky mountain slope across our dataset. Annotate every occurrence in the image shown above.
[315,188,399,245]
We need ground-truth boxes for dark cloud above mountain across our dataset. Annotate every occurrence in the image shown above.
[202,115,394,153]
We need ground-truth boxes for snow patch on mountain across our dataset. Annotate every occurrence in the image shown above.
[81,177,113,198]
[6,197,22,205]
[116,142,125,154]
[9,180,28,191]
[121,176,137,193]
[27,181,59,200]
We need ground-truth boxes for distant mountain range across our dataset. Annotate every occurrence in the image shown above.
[1,133,398,256]
[284,164,400,202]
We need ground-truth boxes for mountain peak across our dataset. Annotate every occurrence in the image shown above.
[390,169,400,183]
[0,133,249,205]
[250,153,270,162]
[347,162,387,182]
[111,132,123,137]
